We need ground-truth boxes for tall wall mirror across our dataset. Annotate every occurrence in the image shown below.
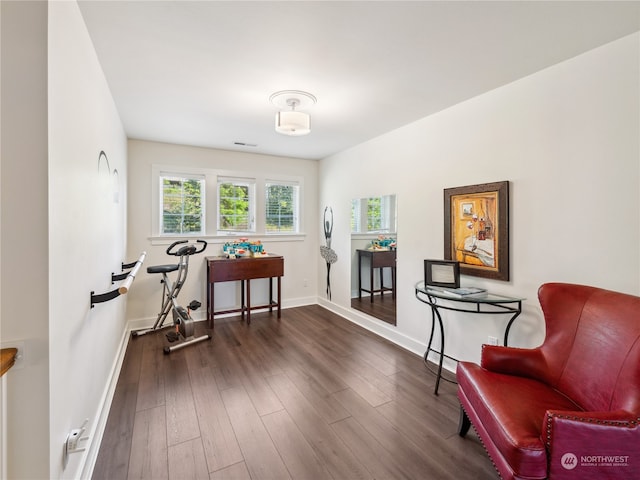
[350,194,397,325]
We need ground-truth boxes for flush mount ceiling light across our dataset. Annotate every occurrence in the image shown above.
[270,90,317,136]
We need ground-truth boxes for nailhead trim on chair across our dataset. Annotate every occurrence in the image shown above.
[462,407,504,480]
[545,413,640,449]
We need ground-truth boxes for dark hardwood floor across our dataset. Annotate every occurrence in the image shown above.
[92,305,496,480]
[351,294,396,325]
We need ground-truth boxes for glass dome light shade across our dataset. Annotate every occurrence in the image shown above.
[275,111,310,136]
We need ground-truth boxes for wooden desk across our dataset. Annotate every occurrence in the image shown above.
[206,255,283,326]
[357,249,396,302]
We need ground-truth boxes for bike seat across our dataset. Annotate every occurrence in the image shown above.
[147,264,179,274]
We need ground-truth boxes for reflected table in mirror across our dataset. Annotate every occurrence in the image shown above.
[357,249,397,302]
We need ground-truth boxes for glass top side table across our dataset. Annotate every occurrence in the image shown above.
[415,281,525,395]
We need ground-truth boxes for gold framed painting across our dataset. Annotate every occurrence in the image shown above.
[444,181,509,281]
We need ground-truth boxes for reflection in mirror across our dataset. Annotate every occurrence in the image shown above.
[350,195,397,325]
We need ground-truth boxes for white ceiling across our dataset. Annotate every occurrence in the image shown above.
[77,1,640,160]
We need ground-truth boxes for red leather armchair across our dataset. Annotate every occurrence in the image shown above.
[456,283,640,480]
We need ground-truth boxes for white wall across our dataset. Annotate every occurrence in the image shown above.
[1,2,50,478]
[1,1,128,478]
[319,33,640,370]
[126,140,319,328]
[48,2,129,478]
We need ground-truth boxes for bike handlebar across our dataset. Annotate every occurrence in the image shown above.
[166,239,208,256]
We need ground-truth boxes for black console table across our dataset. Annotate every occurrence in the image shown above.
[415,281,524,395]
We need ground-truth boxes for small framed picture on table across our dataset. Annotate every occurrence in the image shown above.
[424,259,460,289]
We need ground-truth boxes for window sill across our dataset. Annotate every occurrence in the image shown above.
[149,233,307,246]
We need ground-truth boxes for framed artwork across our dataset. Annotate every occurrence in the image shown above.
[444,181,509,281]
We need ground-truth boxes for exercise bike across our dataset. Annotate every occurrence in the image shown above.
[132,239,211,354]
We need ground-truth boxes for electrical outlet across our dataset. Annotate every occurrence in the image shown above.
[63,419,89,469]
[1,340,25,369]
[487,336,499,346]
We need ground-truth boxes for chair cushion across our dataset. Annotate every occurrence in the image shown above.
[458,361,581,479]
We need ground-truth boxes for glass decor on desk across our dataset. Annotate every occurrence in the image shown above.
[222,239,265,258]
[368,235,396,250]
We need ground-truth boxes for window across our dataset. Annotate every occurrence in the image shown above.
[265,181,299,233]
[160,174,204,235]
[218,176,255,232]
[152,165,303,238]
[351,195,396,233]
[366,196,382,231]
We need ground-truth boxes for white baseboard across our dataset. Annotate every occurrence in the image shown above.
[80,325,131,479]
[317,298,424,356]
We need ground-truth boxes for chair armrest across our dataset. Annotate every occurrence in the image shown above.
[545,409,640,479]
[480,344,547,378]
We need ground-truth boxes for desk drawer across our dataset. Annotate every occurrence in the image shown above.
[371,250,396,268]
[208,256,283,282]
